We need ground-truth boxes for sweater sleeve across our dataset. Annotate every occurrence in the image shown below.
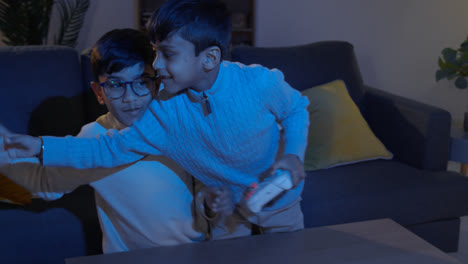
[42,101,164,169]
[0,161,127,200]
[265,69,310,161]
[0,159,66,201]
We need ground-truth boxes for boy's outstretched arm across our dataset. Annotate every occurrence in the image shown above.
[0,161,130,200]
[1,103,164,169]
[0,122,133,200]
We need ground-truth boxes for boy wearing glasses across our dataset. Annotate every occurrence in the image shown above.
[0,28,207,253]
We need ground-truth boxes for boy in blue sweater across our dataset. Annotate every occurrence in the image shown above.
[1,0,309,239]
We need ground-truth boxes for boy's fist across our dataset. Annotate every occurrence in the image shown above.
[203,186,235,216]
[0,124,42,160]
[269,154,306,188]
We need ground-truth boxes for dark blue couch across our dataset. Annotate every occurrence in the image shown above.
[231,41,468,252]
[1,41,468,264]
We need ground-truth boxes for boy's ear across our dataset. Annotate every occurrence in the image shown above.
[91,81,105,105]
[202,46,221,71]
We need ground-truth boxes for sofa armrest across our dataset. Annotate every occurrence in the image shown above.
[364,86,451,170]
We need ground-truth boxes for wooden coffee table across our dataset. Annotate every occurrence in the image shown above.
[66,219,459,264]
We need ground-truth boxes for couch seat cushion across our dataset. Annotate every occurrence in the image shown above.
[301,159,468,227]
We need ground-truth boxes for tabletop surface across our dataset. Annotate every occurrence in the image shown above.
[66,218,459,264]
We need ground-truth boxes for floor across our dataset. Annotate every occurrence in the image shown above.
[446,162,468,263]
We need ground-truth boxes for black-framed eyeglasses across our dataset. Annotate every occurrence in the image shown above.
[100,76,157,99]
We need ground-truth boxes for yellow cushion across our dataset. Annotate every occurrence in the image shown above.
[302,80,392,170]
[0,173,32,205]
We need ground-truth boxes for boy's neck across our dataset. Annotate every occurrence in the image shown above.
[191,64,221,93]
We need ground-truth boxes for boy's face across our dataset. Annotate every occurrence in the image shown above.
[91,63,155,127]
[152,32,206,94]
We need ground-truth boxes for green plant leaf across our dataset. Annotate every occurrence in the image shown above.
[53,0,90,47]
[0,0,53,45]
[438,57,445,68]
[447,73,458,80]
[436,69,446,81]
[455,77,468,89]
[442,48,458,64]
[439,56,459,76]
[460,65,468,77]
[461,39,468,49]
[460,51,468,62]
[436,37,468,88]
[0,0,88,46]
[442,61,459,78]
[461,46,468,54]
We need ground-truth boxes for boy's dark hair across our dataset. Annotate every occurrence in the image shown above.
[146,0,231,59]
[91,28,155,82]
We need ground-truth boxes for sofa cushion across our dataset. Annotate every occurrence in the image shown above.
[301,159,468,227]
[302,80,392,170]
[0,185,102,263]
[230,41,366,111]
[0,207,87,264]
[0,45,86,136]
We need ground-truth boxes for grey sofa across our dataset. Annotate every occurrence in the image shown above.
[1,41,468,264]
[231,41,468,252]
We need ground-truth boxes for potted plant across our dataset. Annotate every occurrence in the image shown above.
[436,36,468,89]
[0,0,90,47]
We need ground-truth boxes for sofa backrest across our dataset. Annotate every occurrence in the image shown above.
[0,46,86,136]
[230,41,366,111]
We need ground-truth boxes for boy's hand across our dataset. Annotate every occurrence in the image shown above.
[0,124,42,160]
[203,186,235,216]
[270,154,306,188]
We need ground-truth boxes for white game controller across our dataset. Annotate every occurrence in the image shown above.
[243,169,293,214]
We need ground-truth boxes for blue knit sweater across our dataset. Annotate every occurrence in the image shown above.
[43,61,310,208]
